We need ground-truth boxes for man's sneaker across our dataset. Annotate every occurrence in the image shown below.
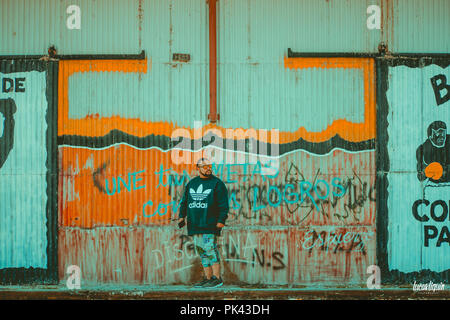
[193,277,210,288]
[202,276,223,288]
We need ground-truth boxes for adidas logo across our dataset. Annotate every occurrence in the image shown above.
[189,202,208,208]
[189,184,211,201]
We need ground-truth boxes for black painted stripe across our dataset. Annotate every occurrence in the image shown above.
[0,50,146,61]
[287,48,450,59]
[287,48,379,58]
[56,50,146,60]
[58,129,375,155]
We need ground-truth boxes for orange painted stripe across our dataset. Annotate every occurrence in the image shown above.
[283,57,376,143]
[284,57,366,69]
[58,59,148,136]
[58,57,375,144]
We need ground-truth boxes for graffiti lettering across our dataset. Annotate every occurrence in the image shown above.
[424,225,450,247]
[92,161,109,193]
[224,176,349,222]
[412,199,450,222]
[152,238,195,269]
[302,230,372,254]
[251,249,286,270]
[1,77,26,93]
[144,162,278,219]
[131,162,374,224]
[151,234,287,271]
[413,199,450,247]
[155,164,191,189]
[143,199,181,218]
[430,74,450,106]
[105,169,146,196]
[213,161,279,182]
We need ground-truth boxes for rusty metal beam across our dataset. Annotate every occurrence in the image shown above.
[207,0,219,123]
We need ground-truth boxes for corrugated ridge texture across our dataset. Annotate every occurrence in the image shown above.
[0,0,140,55]
[0,61,49,269]
[386,0,450,53]
[2,0,449,56]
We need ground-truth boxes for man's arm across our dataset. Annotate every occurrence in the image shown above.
[416,144,427,181]
[178,182,189,220]
[216,181,229,225]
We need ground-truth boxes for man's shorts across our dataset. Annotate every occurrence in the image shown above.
[193,234,220,268]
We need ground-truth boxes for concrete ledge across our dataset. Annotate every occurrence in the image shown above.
[0,285,448,300]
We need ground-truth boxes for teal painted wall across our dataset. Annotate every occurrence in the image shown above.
[0,0,448,286]
[2,0,449,56]
[0,0,141,55]
[386,0,450,53]
[0,71,49,269]
[387,64,450,272]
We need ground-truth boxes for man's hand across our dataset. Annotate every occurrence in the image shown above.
[177,217,186,228]
[216,223,225,228]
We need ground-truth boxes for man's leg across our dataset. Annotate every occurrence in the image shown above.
[202,235,223,287]
[211,262,220,279]
[198,234,213,279]
[209,235,221,280]
[204,266,213,279]
[193,234,213,287]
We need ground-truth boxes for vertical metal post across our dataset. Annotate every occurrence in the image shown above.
[207,0,219,123]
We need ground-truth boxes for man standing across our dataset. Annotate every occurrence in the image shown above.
[178,157,229,288]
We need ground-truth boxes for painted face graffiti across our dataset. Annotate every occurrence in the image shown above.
[431,128,447,148]
[416,121,450,183]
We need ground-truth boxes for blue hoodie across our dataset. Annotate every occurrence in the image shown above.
[178,175,229,236]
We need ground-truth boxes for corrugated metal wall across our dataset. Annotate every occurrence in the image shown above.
[386,63,450,272]
[0,0,448,286]
[3,0,449,56]
[57,147,376,285]
[1,0,141,55]
[384,0,450,53]
[0,60,58,284]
